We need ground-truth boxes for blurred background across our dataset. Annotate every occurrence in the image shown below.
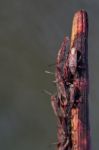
[0,0,98,149]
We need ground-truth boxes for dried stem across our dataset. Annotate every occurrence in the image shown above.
[50,10,90,150]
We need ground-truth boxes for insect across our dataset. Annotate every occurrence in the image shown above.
[47,9,90,150]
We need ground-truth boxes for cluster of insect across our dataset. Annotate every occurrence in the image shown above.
[45,34,88,150]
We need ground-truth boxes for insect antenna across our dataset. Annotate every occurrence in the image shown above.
[44,70,54,75]
[48,142,58,150]
[43,89,52,96]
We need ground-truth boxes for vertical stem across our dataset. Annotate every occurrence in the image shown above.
[70,10,90,150]
[50,9,90,150]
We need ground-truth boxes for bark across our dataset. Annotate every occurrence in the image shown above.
[51,10,90,150]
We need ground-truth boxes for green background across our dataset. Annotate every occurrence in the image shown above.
[0,0,98,149]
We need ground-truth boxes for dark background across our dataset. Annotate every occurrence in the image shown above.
[0,0,98,149]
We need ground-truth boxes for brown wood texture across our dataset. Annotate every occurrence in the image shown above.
[51,10,90,150]
[70,10,90,150]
